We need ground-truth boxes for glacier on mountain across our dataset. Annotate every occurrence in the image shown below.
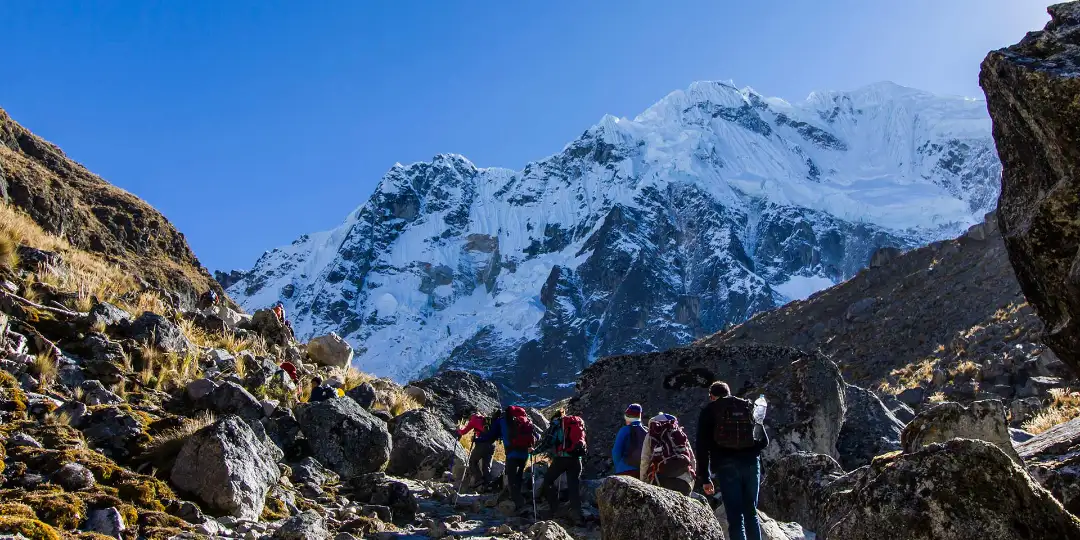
[228,80,1000,402]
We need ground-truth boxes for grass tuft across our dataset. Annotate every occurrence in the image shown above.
[1023,388,1080,434]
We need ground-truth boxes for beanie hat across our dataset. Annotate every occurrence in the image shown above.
[624,403,642,418]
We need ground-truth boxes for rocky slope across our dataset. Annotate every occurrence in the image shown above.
[0,108,224,308]
[229,82,1001,401]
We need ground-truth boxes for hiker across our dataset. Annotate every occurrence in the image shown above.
[611,403,646,477]
[502,405,538,511]
[457,409,502,492]
[308,377,336,402]
[279,361,299,385]
[640,412,696,495]
[197,289,218,310]
[696,381,769,540]
[272,302,286,324]
[534,409,586,524]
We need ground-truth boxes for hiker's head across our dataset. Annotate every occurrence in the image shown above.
[312,376,323,387]
[550,409,564,422]
[491,408,503,420]
[709,380,731,401]
[624,403,642,424]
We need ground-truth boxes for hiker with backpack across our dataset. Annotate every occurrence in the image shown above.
[640,412,696,495]
[696,381,769,540]
[457,409,502,492]
[502,406,538,511]
[307,377,336,402]
[533,410,586,524]
[611,403,646,477]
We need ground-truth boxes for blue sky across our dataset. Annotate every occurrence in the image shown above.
[0,1,1050,272]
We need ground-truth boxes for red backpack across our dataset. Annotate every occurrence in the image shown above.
[506,406,536,452]
[647,415,694,479]
[556,415,588,457]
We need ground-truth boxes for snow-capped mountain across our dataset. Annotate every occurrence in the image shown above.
[229,81,1000,402]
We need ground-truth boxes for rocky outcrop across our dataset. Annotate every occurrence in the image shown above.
[758,452,845,533]
[981,2,1080,376]
[297,397,392,479]
[386,408,466,480]
[824,439,1080,540]
[121,312,193,354]
[596,476,722,540]
[306,333,354,368]
[197,381,264,422]
[247,309,290,347]
[713,504,812,540]
[170,416,280,521]
[272,511,329,540]
[407,370,501,429]
[346,382,377,410]
[900,399,1020,463]
[836,384,904,470]
[570,345,844,474]
[1019,416,1080,515]
[350,473,419,526]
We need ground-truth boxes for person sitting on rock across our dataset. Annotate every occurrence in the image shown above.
[696,381,769,540]
[533,409,586,524]
[458,409,502,492]
[640,412,696,495]
[308,376,335,402]
[272,302,286,324]
[612,403,646,477]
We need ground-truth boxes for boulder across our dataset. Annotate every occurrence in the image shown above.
[981,3,1080,375]
[78,380,122,406]
[596,476,723,540]
[306,332,354,368]
[836,384,904,470]
[900,399,1020,463]
[528,521,573,540]
[290,456,339,487]
[273,511,329,540]
[185,378,219,402]
[351,473,419,526]
[824,439,1080,540]
[895,387,924,407]
[386,408,466,480]
[248,309,290,346]
[264,408,307,461]
[346,382,377,410]
[1018,416,1080,515]
[298,397,392,479]
[759,452,845,532]
[408,370,501,430]
[122,312,192,353]
[570,344,843,475]
[54,400,87,428]
[713,504,813,540]
[170,415,280,521]
[54,462,95,491]
[63,333,127,385]
[81,405,150,459]
[203,349,237,374]
[198,381,264,422]
[182,310,228,335]
[84,302,132,330]
[86,507,126,538]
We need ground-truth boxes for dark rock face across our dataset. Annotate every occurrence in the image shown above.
[980,3,1080,376]
[122,312,192,354]
[297,397,392,479]
[272,511,328,540]
[171,416,280,521]
[346,382,377,410]
[836,384,904,470]
[386,409,466,480]
[900,399,1019,463]
[408,370,501,429]
[758,452,845,533]
[197,381,264,422]
[350,473,419,526]
[63,333,128,385]
[80,405,150,460]
[568,344,844,475]
[214,270,247,290]
[824,439,1080,540]
[84,302,132,331]
[596,476,723,540]
[248,309,290,347]
[1019,416,1080,515]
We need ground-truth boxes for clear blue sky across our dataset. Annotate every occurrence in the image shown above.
[0,1,1050,272]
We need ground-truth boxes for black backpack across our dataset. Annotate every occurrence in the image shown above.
[712,396,757,450]
[623,423,648,466]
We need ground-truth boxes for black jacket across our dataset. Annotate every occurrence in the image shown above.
[695,398,769,481]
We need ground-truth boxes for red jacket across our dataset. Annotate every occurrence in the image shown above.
[458,414,487,437]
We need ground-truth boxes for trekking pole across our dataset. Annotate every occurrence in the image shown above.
[452,444,473,506]
[530,454,538,522]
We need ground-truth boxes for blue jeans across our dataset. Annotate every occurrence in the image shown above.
[714,456,761,540]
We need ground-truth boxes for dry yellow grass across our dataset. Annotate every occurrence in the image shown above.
[29,353,57,389]
[1023,388,1080,434]
[929,391,947,403]
[373,391,422,417]
[146,411,215,454]
[888,357,939,391]
[118,290,168,318]
[344,367,374,391]
[949,360,981,380]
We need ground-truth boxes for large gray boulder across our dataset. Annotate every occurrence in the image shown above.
[836,384,904,470]
[198,381,264,422]
[900,399,1020,463]
[757,353,846,464]
[81,404,149,460]
[980,2,1080,375]
[273,510,329,540]
[596,476,723,540]
[758,452,845,533]
[386,408,466,480]
[298,397,392,479]
[1019,416,1080,515]
[170,415,280,521]
[306,332,354,368]
[824,439,1080,540]
[248,308,290,346]
[122,312,192,353]
[408,370,501,430]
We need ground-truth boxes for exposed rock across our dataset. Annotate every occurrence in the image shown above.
[54,462,95,491]
[346,382,377,410]
[86,507,125,538]
[264,408,307,461]
[298,397,392,479]
[386,408,466,480]
[198,381,263,422]
[408,370,501,429]
[596,476,723,540]
[185,378,218,402]
[824,439,1080,540]
[273,511,329,540]
[836,384,904,470]
[289,456,339,487]
[78,380,122,406]
[1019,416,1080,515]
[758,352,847,464]
[759,451,844,532]
[350,473,419,526]
[981,2,1080,376]
[713,503,812,540]
[121,312,192,353]
[54,400,87,428]
[81,405,149,459]
[85,302,132,330]
[248,309,290,347]
[869,246,901,268]
[900,399,1020,463]
[170,416,280,521]
[306,332,354,368]
[182,310,228,335]
[63,333,127,385]
[528,521,573,540]
[203,348,237,373]
[895,387,924,407]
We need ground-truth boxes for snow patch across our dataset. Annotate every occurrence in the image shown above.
[774,275,836,302]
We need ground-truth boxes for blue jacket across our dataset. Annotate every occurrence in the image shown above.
[474,416,502,444]
[612,421,643,474]
[500,417,530,460]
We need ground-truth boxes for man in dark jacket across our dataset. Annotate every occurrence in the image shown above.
[308,377,335,402]
[457,409,502,492]
[533,410,584,524]
[696,381,768,540]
